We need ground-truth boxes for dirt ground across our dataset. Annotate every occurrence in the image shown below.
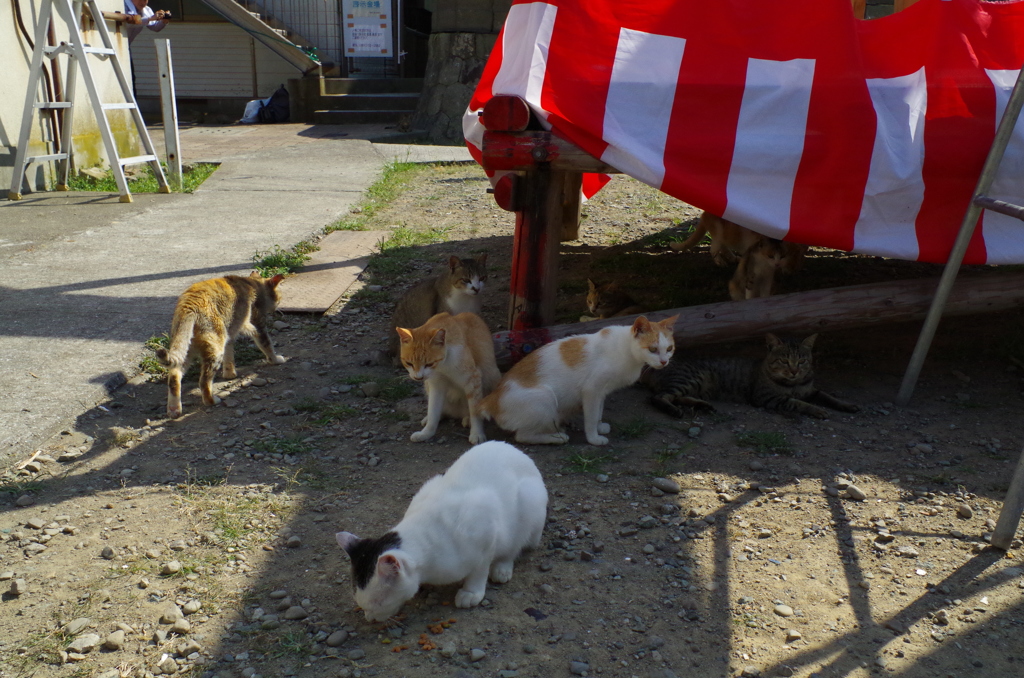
[2,162,1023,678]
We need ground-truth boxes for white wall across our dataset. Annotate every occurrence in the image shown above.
[1,0,139,192]
[130,23,301,101]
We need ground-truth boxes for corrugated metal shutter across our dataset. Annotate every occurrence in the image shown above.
[131,23,300,99]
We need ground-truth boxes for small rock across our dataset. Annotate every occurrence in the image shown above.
[774,604,795,617]
[470,648,486,662]
[168,540,187,551]
[347,648,366,660]
[286,535,302,549]
[844,485,867,501]
[595,474,609,483]
[269,589,288,599]
[652,477,680,494]
[0,571,13,581]
[182,599,202,615]
[957,504,974,519]
[101,546,116,560]
[569,660,590,675]
[103,629,125,651]
[749,460,765,471]
[326,630,348,647]
[360,382,381,398]
[160,604,184,624]
[156,654,178,674]
[283,606,308,620]
[67,633,101,654]
[161,561,182,576]
[440,643,456,657]
[15,494,35,507]
[9,579,28,596]
[170,618,191,635]
[785,629,802,643]
[65,618,92,635]
[25,517,46,530]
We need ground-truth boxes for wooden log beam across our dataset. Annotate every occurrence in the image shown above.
[492,272,1024,366]
[991,445,1024,550]
[482,130,621,173]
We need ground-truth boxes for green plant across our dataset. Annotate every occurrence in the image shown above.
[653,446,686,473]
[252,436,313,456]
[617,416,654,440]
[736,431,792,455]
[252,241,316,277]
[377,376,417,402]
[63,162,217,193]
[314,404,358,425]
[326,159,421,232]
[565,452,613,474]
[273,629,312,658]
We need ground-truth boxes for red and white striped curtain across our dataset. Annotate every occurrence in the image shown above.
[464,0,1024,265]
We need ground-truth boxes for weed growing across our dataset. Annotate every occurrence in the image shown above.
[565,452,613,474]
[326,160,421,232]
[736,431,792,455]
[252,241,317,277]
[63,162,218,193]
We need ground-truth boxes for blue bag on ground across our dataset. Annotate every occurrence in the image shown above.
[257,85,290,124]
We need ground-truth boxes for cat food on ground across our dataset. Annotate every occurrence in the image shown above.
[336,441,548,622]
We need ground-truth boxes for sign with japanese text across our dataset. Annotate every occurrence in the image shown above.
[343,0,392,57]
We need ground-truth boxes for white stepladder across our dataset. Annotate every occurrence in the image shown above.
[7,0,169,203]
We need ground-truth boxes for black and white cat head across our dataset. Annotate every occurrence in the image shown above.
[336,531,417,622]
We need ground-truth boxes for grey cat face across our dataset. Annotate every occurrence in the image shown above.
[448,254,487,296]
[764,334,815,385]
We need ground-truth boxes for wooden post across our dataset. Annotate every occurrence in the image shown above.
[491,272,1024,367]
[154,39,182,191]
[561,171,583,241]
[508,164,564,333]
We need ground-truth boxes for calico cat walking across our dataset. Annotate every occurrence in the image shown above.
[157,273,287,419]
[580,278,643,321]
[640,333,858,419]
[336,441,548,621]
[481,315,678,445]
[397,312,501,444]
[388,254,488,362]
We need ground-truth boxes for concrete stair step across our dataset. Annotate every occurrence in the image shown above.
[322,78,423,95]
[312,109,411,125]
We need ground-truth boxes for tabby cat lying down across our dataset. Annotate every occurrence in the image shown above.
[640,333,858,419]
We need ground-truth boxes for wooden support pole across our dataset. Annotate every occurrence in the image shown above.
[507,165,564,336]
[492,272,1024,367]
[992,446,1024,550]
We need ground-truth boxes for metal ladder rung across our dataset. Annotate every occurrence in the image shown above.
[973,195,1024,221]
[101,103,137,110]
[34,102,72,109]
[119,155,158,166]
[83,46,115,56]
[26,153,70,163]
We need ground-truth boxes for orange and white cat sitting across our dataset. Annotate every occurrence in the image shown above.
[157,273,287,419]
[480,315,678,446]
[397,312,501,444]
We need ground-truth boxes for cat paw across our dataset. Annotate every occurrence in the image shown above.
[586,434,609,446]
[454,588,485,608]
[221,368,237,379]
[202,394,222,407]
[468,430,488,445]
[167,406,182,419]
[270,355,288,365]
[597,422,611,435]
[489,561,514,584]
[410,429,435,443]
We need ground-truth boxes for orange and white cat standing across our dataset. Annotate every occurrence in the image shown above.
[157,273,287,419]
[481,315,678,445]
[397,312,501,444]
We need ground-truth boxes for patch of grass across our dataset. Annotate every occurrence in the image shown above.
[565,452,613,474]
[273,629,313,658]
[252,436,313,456]
[63,162,217,193]
[315,404,358,425]
[366,226,452,280]
[326,160,422,232]
[109,427,140,448]
[252,241,317,277]
[292,397,322,413]
[736,431,792,455]
[381,411,411,423]
[617,416,654,440]
[653,446,686,473]
[377,376,417,402]
[0,474,44,498]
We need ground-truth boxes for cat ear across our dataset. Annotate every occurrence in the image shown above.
[335,531,361,553]
[631,316,652,336]
[802,334,818,349]
[377,554,401,580]
[448,255,461,272]
[430,328,447,346]
[396,327,414,344]
[476,252,488,266]
[765,333,782,349]
[658,314,680,330]
[587,278,596,292]
[266,274,285,289]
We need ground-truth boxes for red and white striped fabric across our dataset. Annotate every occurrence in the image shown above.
[464,0,1024,265]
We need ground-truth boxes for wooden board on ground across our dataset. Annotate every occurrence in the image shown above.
[277,230,386,313]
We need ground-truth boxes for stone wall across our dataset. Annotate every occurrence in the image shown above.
[411,31,497,144]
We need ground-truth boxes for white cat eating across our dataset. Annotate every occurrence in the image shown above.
[336,441,548,622]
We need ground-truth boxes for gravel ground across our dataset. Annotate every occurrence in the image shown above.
[1,163,1023,678]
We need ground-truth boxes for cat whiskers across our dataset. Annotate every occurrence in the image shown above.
[380,615,407,630]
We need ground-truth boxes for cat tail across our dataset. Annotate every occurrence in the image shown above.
[156,312,196,368]
[669,220,708,253]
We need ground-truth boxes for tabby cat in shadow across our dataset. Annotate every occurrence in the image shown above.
[580,278,643,321]
[388,254,488,362]
[157,273,287,419]
[640,334,858,419]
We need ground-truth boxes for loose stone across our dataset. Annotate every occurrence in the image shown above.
[470,648,486,661]
[774,604,795,617]
[652,477,680,494]
[269,589,288,599]
[67,634,101,654]
[9,579,28,596]
[156,655,178,674]
[161,561,182,576]
[182,599,202,615]
[103,629,125,650]
[569,660,590,675]
[286,535,302,548]
[160,604,184,624]
[170,618,191,635]
[326,630,348,647]
[957,504,973,519]
[283,606,308,620]
[347,648,366,660]
[845,485,867,501]
[65,618,91,635]
[101,546,115,560]
[785,629,802,642]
